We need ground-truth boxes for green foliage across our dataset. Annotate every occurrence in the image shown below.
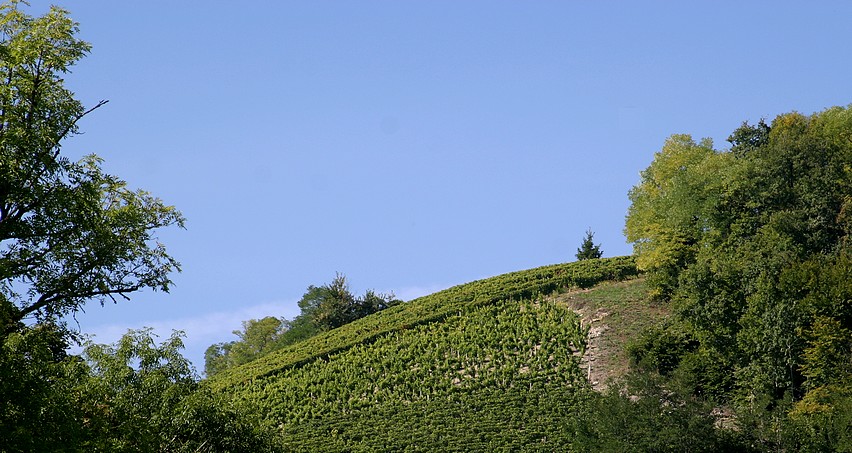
[205,316,289,377]
[0,3,190,450]
[297,273,402,332]
[0,324,87,452]
[78,328,279,452]
[787,383,852,452]
[205,274,402,377]
[670,346,735,399]
[78,328,196,451]
[1,326,278,452]
[572,373,749,452]
[297,273,357,331]
[624,105,852,450]
[208,257,638,449]
[0,1,183,337]
[800,316,851,389]
[627,324,698,376]
[728,119,770,157]
[629,324,735,399]
[624,134,720,298]
[576,228,603,260]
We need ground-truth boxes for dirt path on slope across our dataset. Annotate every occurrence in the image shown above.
[552,278,669,391]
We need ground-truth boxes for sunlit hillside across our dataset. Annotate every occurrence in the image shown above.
[211,258,654,451]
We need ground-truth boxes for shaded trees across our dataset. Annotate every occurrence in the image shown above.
[1,327,280,452]
[298,273,401,331]
[0,323,87,451]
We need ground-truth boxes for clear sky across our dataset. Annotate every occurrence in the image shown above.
[30,0,851,371]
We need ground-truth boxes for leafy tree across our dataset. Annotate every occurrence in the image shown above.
[0,323,87,451]
[205,316,288,377]
[359,288,402,316]
[575,228,603,260]
[297,273,401,332]
[298,273,357,331]
[624,105,852,450]
[79,328,279,452]
[728,118,770,157]
[624,134,720,297]
[206,275,402,376]
[0,1,184,338]
[0,2,185,449]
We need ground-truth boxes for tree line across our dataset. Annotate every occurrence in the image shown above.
[624,106,852,450]
[204,226,606,378]
[204,273,401,377]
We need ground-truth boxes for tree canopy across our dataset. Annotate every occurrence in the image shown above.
[0,4,264,451]
[205,274,402,377]
[625,105,852,450]
[0,1,184,338]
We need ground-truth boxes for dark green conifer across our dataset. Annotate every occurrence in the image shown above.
[576,229,603,260]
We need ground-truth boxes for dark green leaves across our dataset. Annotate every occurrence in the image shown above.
[576,228,603,260]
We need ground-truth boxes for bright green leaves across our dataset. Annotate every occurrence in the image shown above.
[76,328,280,452]
[0,1,90,159]
[205,316,290,377]
[625,135,717,268]
[0,3,183,335]
[625,134,719,297]
[800,316,851,389]
[0,1,90,72]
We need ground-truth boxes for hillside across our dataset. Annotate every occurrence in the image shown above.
[210,257,677,451]
[556,277,667,390]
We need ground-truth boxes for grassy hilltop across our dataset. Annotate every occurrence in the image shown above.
[209,257,701,451]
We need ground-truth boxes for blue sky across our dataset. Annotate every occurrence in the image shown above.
[32,1,851,371]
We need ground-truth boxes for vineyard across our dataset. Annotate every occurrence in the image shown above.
[211,257,639,450]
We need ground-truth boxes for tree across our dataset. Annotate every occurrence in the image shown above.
[624,105,852,450]
[624,134,720,296]
[204,316,288,377]
[298,273,357,331]
[358,288,402,316]
[0,1,184,337]
[0,323,88,451]
[298,273,402,331]
[575,228,603,260]
[205,275,402,376]
[0,3,186,448]
[79,329,279,452]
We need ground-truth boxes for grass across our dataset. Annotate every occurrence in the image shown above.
[555,277,671,386]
